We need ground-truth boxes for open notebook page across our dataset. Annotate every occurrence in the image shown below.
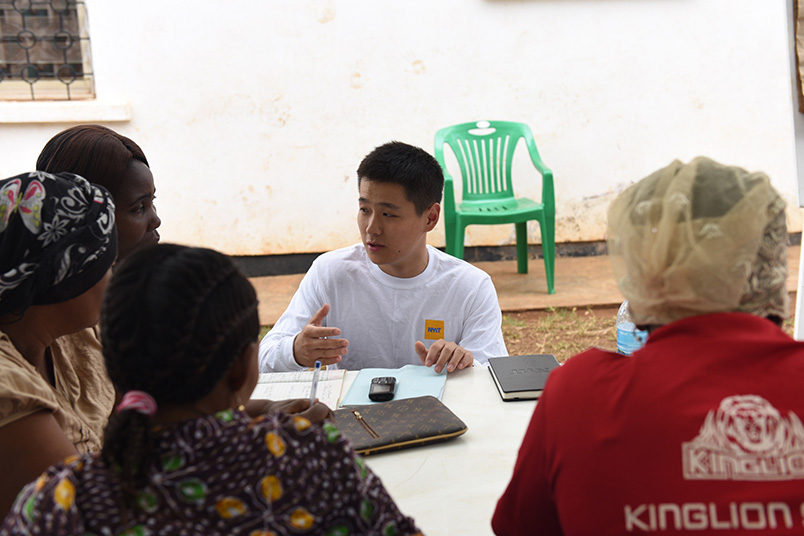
[251,369,346,409]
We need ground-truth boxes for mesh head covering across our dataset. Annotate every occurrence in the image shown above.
[607,156,789,326]
[0,171,117,317]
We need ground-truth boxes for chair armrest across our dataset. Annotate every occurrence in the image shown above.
[522,134,554,208]
[524,136,551,176]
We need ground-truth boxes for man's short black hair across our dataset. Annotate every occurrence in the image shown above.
[357,141,444,215]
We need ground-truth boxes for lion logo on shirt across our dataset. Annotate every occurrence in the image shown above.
[718,396,786,455]
[682,395,804,480]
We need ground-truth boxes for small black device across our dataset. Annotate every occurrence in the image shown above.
[368,376,397,402]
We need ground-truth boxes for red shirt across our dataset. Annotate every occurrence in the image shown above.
[493,313,804,535]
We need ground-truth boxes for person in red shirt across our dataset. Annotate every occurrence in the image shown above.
[493,157,804,535]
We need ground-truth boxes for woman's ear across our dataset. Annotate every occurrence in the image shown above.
[227,341,259,393]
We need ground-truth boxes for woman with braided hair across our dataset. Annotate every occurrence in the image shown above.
[2,244,422,536]
[0,171,117,516]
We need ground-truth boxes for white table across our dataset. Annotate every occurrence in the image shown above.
[339,366,537,535]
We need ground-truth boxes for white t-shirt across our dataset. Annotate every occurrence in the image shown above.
[258,244,508,372]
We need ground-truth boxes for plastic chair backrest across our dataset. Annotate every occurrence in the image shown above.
[435,120,534,206]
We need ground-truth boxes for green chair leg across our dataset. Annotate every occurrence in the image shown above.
[444,232,454,256]
[515,221,528,274]
[541,216,556,294]
[453,225,466,260]
[543,248,555,294]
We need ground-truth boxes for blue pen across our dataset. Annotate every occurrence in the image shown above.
[309,361,322,405]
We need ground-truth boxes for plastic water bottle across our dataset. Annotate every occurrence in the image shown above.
[616,300,648,355]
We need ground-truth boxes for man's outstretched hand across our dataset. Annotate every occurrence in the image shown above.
[293,304,349,368]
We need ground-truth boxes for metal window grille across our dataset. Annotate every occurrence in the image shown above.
[0,0,94,100]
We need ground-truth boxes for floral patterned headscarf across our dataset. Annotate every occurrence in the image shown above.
[607,157,789,326]
[0,171,116,317]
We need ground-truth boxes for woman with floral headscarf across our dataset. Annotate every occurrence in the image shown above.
[493,157,804,536]
[0,171,117,515]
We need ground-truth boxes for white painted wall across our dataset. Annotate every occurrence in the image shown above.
[0,0,799,256]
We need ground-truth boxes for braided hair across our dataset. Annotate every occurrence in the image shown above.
[100,244,259,497]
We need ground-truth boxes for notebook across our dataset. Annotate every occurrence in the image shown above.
[488,354,560,401]
[339,365,447,406]
[250,369,346,409]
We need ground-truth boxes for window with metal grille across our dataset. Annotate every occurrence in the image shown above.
[0,0,93,101]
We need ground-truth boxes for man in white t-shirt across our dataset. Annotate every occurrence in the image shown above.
[259,141,507,373]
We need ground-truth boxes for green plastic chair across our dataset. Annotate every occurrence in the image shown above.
[434,120,555,294]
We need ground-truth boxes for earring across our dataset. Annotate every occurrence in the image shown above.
[236,395,245,412]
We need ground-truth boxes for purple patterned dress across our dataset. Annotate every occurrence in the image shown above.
[1,410,422,535]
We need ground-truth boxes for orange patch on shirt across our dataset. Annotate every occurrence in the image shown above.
[424,319,445,340]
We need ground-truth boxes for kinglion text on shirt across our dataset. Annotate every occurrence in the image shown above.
[625,395,804,532]
[624,501,802,532]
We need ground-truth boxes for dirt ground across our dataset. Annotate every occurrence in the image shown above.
[504,305,797,363]
[502,306,619,363]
